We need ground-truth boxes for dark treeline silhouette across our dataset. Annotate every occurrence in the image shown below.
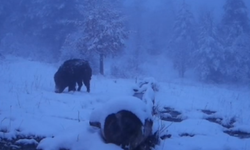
[0,0,249,84]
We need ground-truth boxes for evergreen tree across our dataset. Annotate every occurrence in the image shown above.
[226,33,250,82]
[195,11,225,83]
[220,0,250,47]
[169,1,197,78]
[79,0,128,75]
[0,0,12,41]
[219,0,250,82]
[127,0,146,75]
[0,0,36,36]
[0,0,82,60]
[31,0,82,53]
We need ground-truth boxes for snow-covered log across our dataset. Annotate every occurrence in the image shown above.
[89,96,155,150]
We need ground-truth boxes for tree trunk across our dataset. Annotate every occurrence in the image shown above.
[178,60,185,78]
[100,53,104,75]
[179,65,184,78]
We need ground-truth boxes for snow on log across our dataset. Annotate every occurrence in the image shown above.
[89,96,154,150]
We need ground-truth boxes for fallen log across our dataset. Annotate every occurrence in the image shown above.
[89,96,157,150]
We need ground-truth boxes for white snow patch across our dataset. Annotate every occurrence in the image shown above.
[15,139,38,145]
[0,56,250,150]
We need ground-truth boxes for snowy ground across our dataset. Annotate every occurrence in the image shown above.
[0,56,250,150]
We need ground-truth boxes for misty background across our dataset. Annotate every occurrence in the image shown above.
[0,0,250,85]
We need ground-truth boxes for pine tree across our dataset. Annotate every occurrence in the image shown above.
[195,11,225,83]
[227,33,250,82]
[219,0,250,82]
[32,0,82,51]
[169,1,197,78]
[0,0,12,41]
[128,0,146,75]
[220,0,250,47]
[79,0,128,75]
[0,0,82,60]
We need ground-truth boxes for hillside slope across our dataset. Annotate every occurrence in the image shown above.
[0,56,249,150]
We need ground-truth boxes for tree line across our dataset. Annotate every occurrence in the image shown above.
[0,0,249,84]
[169,0,250,83]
